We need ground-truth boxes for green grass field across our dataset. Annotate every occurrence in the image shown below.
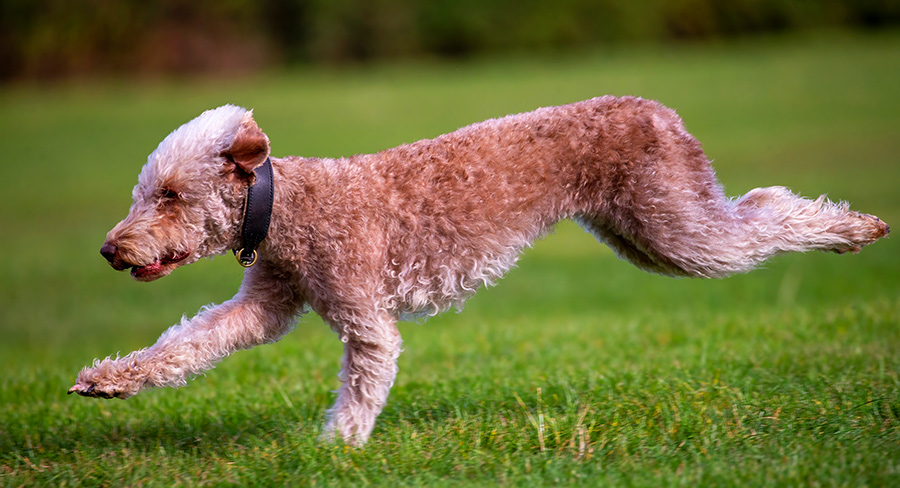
[2,31,899,486]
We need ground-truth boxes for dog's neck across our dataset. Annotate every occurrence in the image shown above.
[234,158,274,267]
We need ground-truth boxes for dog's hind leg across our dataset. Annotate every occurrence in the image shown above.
[691,185,890,277]
[578,184,888,279]
[724,185,888,261]
[572,99,888,278]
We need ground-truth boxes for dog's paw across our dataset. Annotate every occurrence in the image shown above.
[67,382,122,399]
[829,213,890,254]
[67,356,143,399]
[67,379,137,399]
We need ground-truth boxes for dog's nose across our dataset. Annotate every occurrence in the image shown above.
[100,242,118,263]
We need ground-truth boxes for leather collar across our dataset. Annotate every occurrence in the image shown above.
[234,157,274,267]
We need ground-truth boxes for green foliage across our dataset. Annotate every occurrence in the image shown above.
[1,32,899,485]
[2,0,900,79]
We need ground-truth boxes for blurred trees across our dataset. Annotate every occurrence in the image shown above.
[2,0,898,80]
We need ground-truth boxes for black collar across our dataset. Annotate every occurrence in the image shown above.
[234,157,274,267]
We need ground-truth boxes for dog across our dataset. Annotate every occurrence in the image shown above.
[69,96,889,445]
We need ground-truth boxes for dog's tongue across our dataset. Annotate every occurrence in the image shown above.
[130,252,188,279]
[131,260,162,279]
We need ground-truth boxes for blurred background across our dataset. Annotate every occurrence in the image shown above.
[2,0,899,81]
[1,0,899,359]
[0,0,897,363]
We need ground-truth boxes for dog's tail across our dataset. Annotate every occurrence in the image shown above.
[577,186,888,278]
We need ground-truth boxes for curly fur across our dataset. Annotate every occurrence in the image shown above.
[70,96,889,445]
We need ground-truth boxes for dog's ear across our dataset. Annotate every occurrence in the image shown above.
[223,111,270,174]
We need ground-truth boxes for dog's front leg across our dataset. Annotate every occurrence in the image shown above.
[323,315,402,446]
[69,269,300,399]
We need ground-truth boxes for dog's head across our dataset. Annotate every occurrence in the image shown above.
[101,105,270,281]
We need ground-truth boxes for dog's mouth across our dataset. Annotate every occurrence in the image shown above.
[130,251,190,281]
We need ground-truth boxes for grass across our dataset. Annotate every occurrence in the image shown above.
[2,30,899,486]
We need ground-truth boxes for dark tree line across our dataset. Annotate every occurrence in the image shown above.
[2,0,897,80]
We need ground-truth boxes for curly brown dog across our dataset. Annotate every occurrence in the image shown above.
[69,96,889,445]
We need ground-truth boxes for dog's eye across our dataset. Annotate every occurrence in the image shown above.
[160,189,178,200]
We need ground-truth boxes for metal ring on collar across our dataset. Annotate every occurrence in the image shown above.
[235,249,258,267]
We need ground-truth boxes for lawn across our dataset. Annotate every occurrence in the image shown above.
[1,31,899,486]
